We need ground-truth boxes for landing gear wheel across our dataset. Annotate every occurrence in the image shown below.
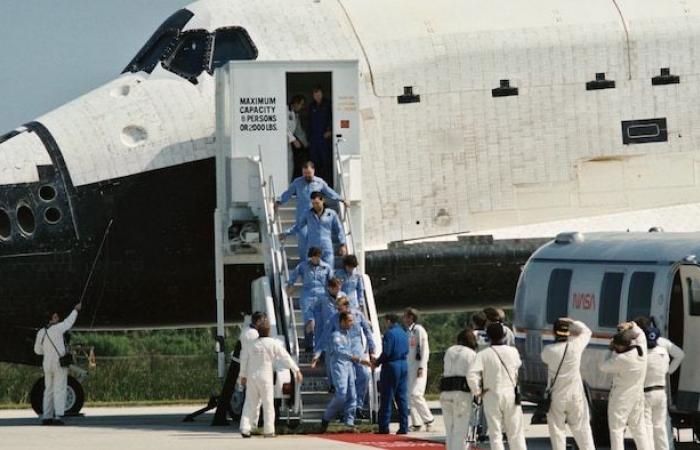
[30,376,85,416]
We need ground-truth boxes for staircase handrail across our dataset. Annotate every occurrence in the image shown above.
[250,154,301,414]
[268,173,301,415]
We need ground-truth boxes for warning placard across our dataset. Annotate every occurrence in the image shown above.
[238,97,279,132]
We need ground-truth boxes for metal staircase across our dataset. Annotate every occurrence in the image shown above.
[251,139,381,424]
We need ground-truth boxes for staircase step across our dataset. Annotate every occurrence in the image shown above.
[301,376,331,393]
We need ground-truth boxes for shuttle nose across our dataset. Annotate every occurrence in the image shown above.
[0,123,76,254]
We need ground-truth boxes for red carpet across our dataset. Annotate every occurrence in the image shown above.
[319,433,445,449]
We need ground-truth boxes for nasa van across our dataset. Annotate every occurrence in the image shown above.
[513,231,700,441]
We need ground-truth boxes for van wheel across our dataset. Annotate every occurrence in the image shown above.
[590,400,610,447]
[30,376,85,416]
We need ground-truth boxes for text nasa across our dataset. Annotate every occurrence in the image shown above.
[572,293,595,310]
[239,97,278,132]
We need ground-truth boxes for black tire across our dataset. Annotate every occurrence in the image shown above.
[29,376,85,416]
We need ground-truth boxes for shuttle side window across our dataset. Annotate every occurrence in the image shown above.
[209,27,258,72]
[599,272,623,328]
[546,269,572,324]
[162,30,211,84]
[626,272,655,320]
[686,277,700,316]
[122,9,194,74]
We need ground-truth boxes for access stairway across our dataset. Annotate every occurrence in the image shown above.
[254,148,382,424]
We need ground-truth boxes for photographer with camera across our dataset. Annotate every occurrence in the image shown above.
[599,321,650,450]
[541,318,594,450]
[33,302,81,425]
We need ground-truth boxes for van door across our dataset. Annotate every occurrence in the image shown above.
[677,264,700,411]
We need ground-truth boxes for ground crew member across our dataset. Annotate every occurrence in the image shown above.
[643,326,671,450]
[276,161,345,258]
[541,318,595,450]
[335,254,365,310]
[467,323,526,450]
[403,307,434,431]
[634,316,685,373]
[318,312,369,431]
[239,322,302,438]
[440,328,478,450]
[599,322,650,450]
[238,312,267,375]
[235,312,268,425]
[484,307,515,346]
[318,296,376,418]
[375,313,410,434]
[33,302,81,425]
[635,316,684,450]
[284,191,346,269]
[312,278,345,388]
[286,247,332,352]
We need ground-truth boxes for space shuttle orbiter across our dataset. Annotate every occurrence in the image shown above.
[4,0,700,364]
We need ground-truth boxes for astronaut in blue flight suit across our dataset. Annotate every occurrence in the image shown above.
[318,296,376,419]
[312,278,345,388]
[335,254,365,310]
[284,191,346,270]
[375,313,410,434]
[286,246,332,352]
[318,312,370,432]
[308,87,333,183]
[276,161,345,260]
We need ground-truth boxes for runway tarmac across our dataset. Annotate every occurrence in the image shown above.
[0,402,695,449]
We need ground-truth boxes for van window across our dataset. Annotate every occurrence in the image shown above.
[599,272,624,328]
[685,277,700,316]
[547,269,572,323]
[626,272,655,320]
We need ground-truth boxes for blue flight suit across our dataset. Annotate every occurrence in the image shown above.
[308,99,333,181]
[376,323,409,433]
[323,329,357,426]
[277,176,341,259]
[286,207,345,269]
[320,309,376,410]
[313,291,343,384]
[287,260,332,351]
[335,268,365,310]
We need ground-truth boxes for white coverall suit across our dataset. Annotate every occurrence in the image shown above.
[467,344,526,450]
[657,336,684,450]
[599,323,650,450]
[239,337,300,435]
[407,322,434,427]
[33,310,78,419]
[540,320,595,450]
[439,345,477,450]
[644,345,671,450]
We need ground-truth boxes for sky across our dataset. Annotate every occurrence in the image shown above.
[0,0,191,133]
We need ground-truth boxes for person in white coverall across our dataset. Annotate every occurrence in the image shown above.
[467,323,527,450]
[642,326,671,450]
[541,318,595,450]
[440,328,477,450]
[239,322,302,438]
[33,302,81,425]
[235,312,267,425]
[599,322,650,450]
[634,316,684,450]
[403,307,434,431]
